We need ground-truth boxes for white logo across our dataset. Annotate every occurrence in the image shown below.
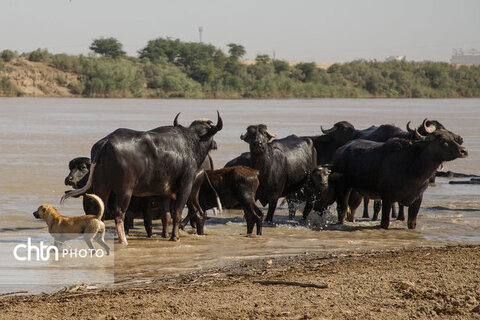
[13,238,105,261]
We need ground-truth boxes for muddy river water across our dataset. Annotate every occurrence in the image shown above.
[0,98,479,294]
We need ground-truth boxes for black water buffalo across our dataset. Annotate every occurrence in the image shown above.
[331,129,467,229]
[64,156,164,238]
[240,124,316,222]
[355,119,464,221]
[304,121,358,165]
[62,112,222,245]
[64,155,214,238]
[286,165,333,219]
[181,166,264,235]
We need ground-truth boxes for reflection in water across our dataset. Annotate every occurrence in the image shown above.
[0,98,479,293]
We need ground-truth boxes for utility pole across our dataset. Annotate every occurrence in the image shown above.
[198,26,203,43]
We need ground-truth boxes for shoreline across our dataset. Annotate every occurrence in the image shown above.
[2,244,480,319]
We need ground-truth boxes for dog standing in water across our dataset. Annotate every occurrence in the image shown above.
[33,194,110,255]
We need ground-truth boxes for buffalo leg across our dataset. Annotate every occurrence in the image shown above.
[362,197,370,218]
[265,199,278,222]
[160,200,171,238]
[195,208,207,235]
[143,203,153,238]
[115,213,129,245]
[391,204,398,219]
[240,195,261,235]
[170,180,193,241]
[124,213,134,236]
[161,211,171,238]
[254,205,264,235]
[287,198,296,220]
[407,197,422,229]
[372,200,381,221]
[94,190,132,245]
[180,209,192,230]
[245,211,255,235]
[347,191,362,222]
[397,205,405,221]
[302,201,313,220]
[380,199,393,229]
[335,187,351,225]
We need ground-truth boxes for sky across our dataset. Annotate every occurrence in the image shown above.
[1,0,479,63]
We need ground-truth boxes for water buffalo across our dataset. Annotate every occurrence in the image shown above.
[240,124,316,222]
[304,121,358,165]
[286,165,333,220]
[62,112,223,244]
[181,166,264,235]
[64,156,166,238]
[65,153,215,238]
[356,119,464,221]
[331,129,467,229]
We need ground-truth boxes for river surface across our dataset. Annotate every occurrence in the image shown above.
[0,98,479,294]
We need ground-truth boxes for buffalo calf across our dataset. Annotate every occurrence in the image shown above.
[182,166,264,235]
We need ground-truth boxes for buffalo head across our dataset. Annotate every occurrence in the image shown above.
[240,124,277,154]
[174,111,223,146]
[64,157,91,189]
[310,165,331,193]
[406,119,464,145]
[415,129,468,162]
[320,121,357,145]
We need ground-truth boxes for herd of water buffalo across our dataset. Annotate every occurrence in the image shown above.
[61,112,468,245]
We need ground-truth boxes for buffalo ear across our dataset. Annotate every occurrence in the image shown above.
[240,132,249,142]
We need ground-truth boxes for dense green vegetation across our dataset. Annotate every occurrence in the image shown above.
[1,37,479,98]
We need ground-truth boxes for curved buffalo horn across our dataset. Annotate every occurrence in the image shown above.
[173,113,181,127]
[415,129,426,141]
[423,118,436,134]
[406,121,414,133]
[265,130,277,139]
[215,111,223,131]
[321,125,335,134]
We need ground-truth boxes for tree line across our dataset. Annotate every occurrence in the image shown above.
[1,37,479,98]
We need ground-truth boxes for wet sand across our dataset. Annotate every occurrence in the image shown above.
[2,244,480,319]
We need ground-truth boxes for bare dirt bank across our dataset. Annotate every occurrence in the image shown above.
[2,245,480,319]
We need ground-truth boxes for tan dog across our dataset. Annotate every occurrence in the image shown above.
[33,193,110,255]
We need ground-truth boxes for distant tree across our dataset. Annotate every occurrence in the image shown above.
[255,54,270,63]
[273,60,289,74]
[295,62,317,82]
[138,38,181,63]
[227,43,246,60]
[89,37,126,59]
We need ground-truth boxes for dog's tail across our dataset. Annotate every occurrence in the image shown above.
[85,193,104,220]
[61,140,107,204]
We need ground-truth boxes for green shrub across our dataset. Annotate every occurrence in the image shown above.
[0,77,23,96]
[28,49,50,62]
[56,76,68,86]
[1,50,16,62]
[68,81,85,95]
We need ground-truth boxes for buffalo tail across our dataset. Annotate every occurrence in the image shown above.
[61,162,96,203]
[204,171,223,214]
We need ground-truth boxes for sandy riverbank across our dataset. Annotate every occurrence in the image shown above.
[2,245,480,319]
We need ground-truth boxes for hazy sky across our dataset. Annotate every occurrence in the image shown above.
[1,0,479,62]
